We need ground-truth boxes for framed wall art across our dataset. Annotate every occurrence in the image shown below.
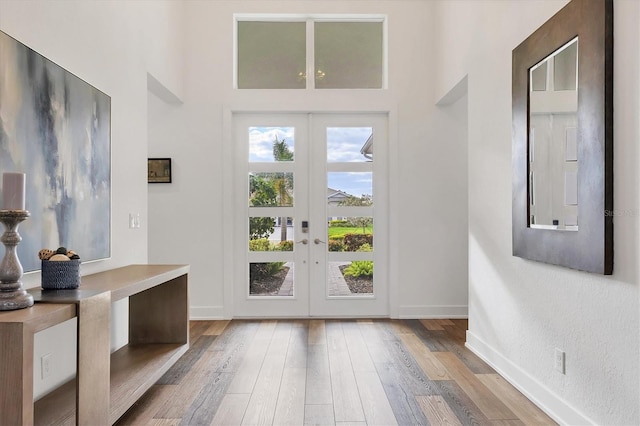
[0,30,111,272]
[148,158,172,183]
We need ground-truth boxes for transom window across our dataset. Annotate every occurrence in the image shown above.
[235,15,386,90]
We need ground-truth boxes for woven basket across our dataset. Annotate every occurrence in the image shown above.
[41,259,81,289]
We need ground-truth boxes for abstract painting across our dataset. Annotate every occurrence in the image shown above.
[0,30,111,272]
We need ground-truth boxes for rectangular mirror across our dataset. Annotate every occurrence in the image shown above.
[512,0,613,274]
[529,38,578,231]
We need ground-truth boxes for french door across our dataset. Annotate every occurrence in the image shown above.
[233,113,388,317]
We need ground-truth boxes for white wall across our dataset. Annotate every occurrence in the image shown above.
[0,0,182,400]
[147,0,470,319]
[434,1,639,424]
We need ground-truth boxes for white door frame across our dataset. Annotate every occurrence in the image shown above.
[222,106,399,319]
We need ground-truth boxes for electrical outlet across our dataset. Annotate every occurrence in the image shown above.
[554,348,565,374]
[41,353,52,379]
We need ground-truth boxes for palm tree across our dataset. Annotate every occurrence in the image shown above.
[273,137,293,241]
[273,137,293,162]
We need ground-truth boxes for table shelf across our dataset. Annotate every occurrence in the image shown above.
[1,264,190,426]
[34,342,188,425]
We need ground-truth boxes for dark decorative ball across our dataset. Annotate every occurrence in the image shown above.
[56,247,67,254]
[69,254,80,260]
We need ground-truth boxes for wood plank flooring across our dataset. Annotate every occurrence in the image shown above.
[115,319,556,426]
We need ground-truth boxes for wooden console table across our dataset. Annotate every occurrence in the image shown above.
[0,303,76,425]
[0,264,189,426]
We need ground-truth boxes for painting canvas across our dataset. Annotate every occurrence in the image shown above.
[148,158,172,183]
[0,30,111,272]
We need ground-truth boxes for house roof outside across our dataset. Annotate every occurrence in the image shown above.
[360,133,373,160]
[327,187,352,201]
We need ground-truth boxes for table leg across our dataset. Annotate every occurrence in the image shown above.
[76,292,111,425]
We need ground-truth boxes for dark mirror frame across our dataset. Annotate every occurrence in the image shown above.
[512,0,613,274]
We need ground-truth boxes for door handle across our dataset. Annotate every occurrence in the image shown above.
[296,239,308,245]
[314,238,326,245]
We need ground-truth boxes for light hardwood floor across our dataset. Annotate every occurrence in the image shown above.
[115,319,557,425]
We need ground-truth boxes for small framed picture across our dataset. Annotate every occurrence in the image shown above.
[148,158,172,183]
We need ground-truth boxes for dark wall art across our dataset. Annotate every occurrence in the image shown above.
[0,30,111,272]
[148,158,172,183]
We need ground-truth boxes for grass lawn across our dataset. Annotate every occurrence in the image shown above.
[328,226,373,239]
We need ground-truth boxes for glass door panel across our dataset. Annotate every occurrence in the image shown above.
[326,127,374,162]
[327,216,373,297]
[248,216,294,297]
[328,260,374,296]
[327,172,373,203]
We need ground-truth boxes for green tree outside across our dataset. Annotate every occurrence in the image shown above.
[272,137,294,241]
[249,173,277,240]
[339,194,373,234]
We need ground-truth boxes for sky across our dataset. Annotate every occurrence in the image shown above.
[249,126,373,199]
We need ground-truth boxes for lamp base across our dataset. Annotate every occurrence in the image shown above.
[0,283,34,310]
[0,210,33,310]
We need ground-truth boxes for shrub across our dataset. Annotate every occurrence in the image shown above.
[249,238,271,252]
[343,234,373,251]
[343,260,373,277]
[276,240,294,251]
[329,220,349,227]
[342,243,373,277]
[328,240,346,252]
[357,243,372,252]
[250,262,285,281]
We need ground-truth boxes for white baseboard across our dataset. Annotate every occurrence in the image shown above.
[465,330,595,426]
[190,305,225,320]
[398,304,468,318]
[192,305,467,319]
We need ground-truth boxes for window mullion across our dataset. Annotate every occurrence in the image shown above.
[306,19,315,90]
